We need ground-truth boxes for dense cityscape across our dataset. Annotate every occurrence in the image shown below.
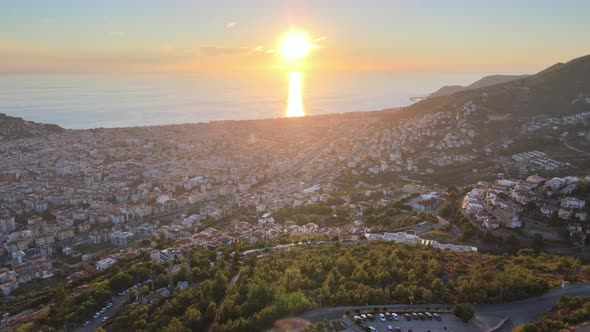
[1,68,590,330]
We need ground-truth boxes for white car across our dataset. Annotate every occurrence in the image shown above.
[392,313,399,321]
[93,312,101,319]
[368,327,377,332]
[83,321,91,326]
[107,302,113,308]
[379,313,386,321]
[102,316,109,322]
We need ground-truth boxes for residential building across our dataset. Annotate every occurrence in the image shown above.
[95,257,117,271]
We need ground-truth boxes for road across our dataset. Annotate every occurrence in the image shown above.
[476,283,590,329]
[298,283,590,326]
[74,293,128,332]
[561,139,590,155]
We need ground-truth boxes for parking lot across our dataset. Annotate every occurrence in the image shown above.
[351,313,470,332]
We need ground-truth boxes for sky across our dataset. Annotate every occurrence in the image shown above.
[2,0,590,75]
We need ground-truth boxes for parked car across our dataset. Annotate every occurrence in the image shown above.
[411,313,419,320]
[361,314,367,321]
[83,321,91,326]
[425,312,433,319]
[368,326,377,332]
[102,316,109,322]
[93,312,101,319]
[379,313,386,321]
[418,312,425,320]
[367,314,375,321]
[353,316,362,323]
[404,313,411,321]
[387,326,393,332]
[391,313,399,321]
[433,313,442,321]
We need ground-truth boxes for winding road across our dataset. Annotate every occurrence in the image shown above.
[298,283,590,329]
[561,139,590,155]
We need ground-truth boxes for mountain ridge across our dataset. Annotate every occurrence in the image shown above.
[403,54,590,119]
[428,74,530,98]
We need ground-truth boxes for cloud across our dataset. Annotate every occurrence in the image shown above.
[200,46,252,56]
[226,21,237,29]
[253,46,275,54]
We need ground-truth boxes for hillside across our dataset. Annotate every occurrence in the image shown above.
[404,54,590,119]
[0,113,64,140]
[429,75,529,98]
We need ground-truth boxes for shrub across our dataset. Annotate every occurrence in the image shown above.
[453,303,475,323]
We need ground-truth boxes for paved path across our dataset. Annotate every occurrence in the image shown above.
[208,272,240,332]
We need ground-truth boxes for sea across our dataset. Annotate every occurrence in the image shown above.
[0,72,487,129]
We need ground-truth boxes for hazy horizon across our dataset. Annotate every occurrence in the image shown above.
[0,71,496,129]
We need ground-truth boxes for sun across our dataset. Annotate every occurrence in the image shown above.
[279,32,312,60]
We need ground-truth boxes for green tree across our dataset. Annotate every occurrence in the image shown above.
[110,271,134,292]
[212,270,228,302]
[205,301,217,323]
[162,317,190,332]
[512,323,538,332]
[183,304,203,330]
[454,303,475,323]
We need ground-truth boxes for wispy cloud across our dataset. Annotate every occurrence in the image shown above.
[253,46,275,54]
[226,21,237,29]
[200,46,251,56]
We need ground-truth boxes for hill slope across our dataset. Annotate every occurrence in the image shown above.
[429,74,529,98]
[0,113,64,140]
[406,54,590,118]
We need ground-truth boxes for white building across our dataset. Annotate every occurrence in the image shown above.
[150,249,182,263]
[110,231,135,247]
[0,208,16,234]
[561,197,586,209]
[95,257,117,271]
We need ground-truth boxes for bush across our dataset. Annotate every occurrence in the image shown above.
[512,324,538,332]
[453,303,475,323]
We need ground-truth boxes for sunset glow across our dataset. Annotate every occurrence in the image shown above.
[279,32,312,61]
